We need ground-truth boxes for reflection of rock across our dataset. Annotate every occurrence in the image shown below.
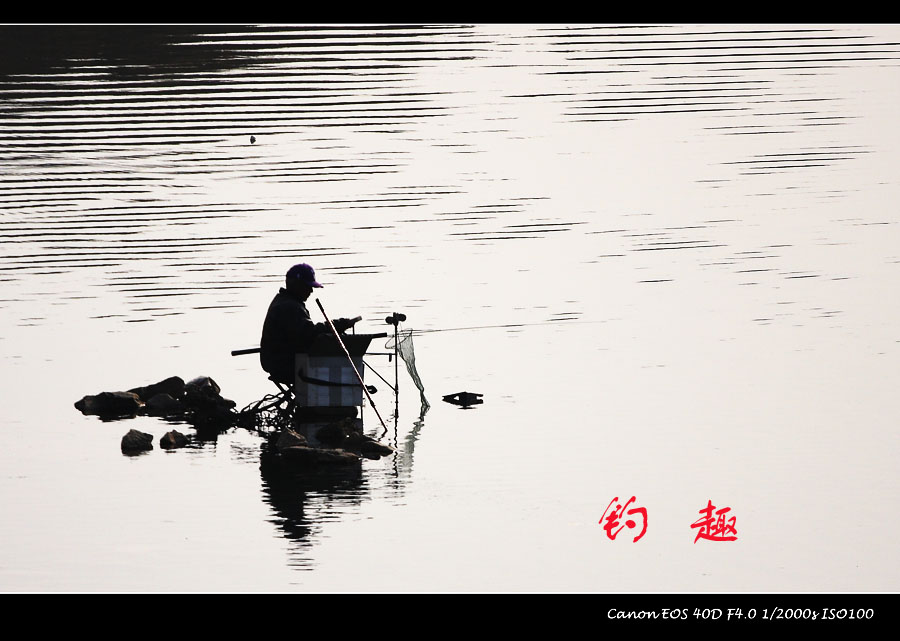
[259,446,365,543]
[76,391,144,418]
[121,429,153,454]
[159,430,188,449]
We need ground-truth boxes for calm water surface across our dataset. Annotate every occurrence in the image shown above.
[1,24,898,592]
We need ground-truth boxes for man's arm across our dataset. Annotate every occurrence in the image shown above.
[279,302,328,352]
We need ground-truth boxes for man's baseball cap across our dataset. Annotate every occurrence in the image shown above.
[286,263,323,288]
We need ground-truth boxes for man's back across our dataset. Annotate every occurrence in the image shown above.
[260,288,323,384]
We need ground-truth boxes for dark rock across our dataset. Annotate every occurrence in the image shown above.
[343,431,366,449]
[312,418,393,459]
[159,430,188,449]
[183,376,237,430]
[186,403,238,430]
[185,376,221,397]
[359,438,394,457]
[121,429,153,454]
[128,376,185,403]
[76,391,144,418]
[275,428,307,452]
[280,445,359,465]
[188,410,237,432]
[145,393,184,417]
[315,418,362,446]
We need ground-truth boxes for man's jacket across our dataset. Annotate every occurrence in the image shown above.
[259,288,328,384]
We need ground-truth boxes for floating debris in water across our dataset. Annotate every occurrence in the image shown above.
[442,391,483,408]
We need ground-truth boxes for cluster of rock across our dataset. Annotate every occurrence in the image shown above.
[120,428,188,455]
[77,376,397,465]
[75,375,238,426]
[75,375,239,455]
[268,418,394,466]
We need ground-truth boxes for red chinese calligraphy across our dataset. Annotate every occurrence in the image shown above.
[691,500,737,543]
[600,496,648,542]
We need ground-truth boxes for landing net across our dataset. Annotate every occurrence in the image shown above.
[387,329,430,414]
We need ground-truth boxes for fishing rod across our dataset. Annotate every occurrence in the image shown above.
[315,298,389,435]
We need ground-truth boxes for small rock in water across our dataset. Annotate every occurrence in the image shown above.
[121,429,154,454]
[159,430,188,450]
[76,391,144,418]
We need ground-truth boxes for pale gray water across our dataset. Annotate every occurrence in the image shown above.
[1,24,898,592]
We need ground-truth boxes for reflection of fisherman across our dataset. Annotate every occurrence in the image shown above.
[260,263,358,384]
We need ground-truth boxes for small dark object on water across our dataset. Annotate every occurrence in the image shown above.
[76,391,144,418]
[160,430,188,450]
[250,135,256,144]
[442,391,483,407]
[122,429,153,454]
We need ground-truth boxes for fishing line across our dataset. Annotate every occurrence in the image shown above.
[410,318,609,335]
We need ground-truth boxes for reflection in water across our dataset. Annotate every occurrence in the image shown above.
[2,24,899,590]
[258,436,367,566]
[388,414,426,483]
[255,394,428,560]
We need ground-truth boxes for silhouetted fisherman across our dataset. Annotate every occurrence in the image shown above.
[260,263,358,384]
